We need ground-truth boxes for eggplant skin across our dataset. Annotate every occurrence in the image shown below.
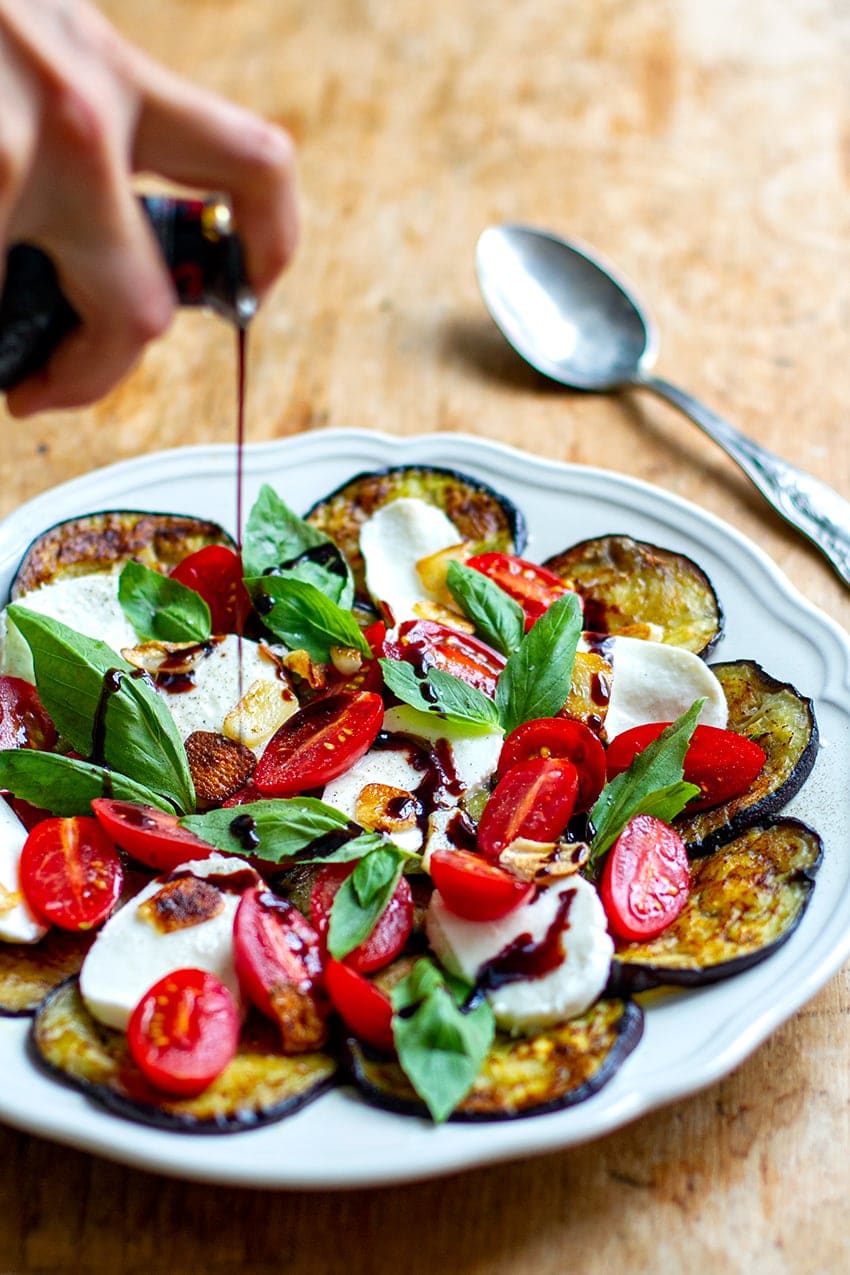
[543,534,723,656]
[31,980,339,1135]
[606,818,822,996]
[679,660,818,857]
[347,998,643,1122]
[0,929,93,1017]
[10,511,234,599]
[304,465,527,597]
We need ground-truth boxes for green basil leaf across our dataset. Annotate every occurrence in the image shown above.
[495,591,583,735]
[327,845,404,959]
[181,796,376,863]
[245,576,369,662]
[379,659,501,732]
[8,607,195,814]
[634,780,702,825]
[242,484,353,607]
[0,750,174,816]
[391,958,495,1123]
[587,699,705,872]
[117,560,211,643]
[446,560,524,657]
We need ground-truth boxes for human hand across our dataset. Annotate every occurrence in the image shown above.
[0,0,298,416]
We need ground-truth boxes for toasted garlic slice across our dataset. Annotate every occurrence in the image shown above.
[120,639,218,675]
[499,837,589,883]
[563,650,611,733]
[415,542,470,603]
[223,678,299,750]
[355,783,423,836]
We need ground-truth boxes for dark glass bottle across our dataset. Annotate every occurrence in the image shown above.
[0,195,256,391]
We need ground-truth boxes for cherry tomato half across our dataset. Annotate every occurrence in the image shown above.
[127,968,241,1097]
[233,885,328,1052]
[466,552,574,631]
[605,723,767,813]
[477,757,579,859]
[325,957,395,1054]
[497,717,607,812]
[91,799,213,872]
[0,675,56,751]
[382,619,506,697]
[599,814,689,942]
[253,691,384,797]
[429,848,534,921]
[19,815,123,931]
[170,545,252,635]
[310,861,413,973]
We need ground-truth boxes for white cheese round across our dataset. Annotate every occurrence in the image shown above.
[159,634,287,747]
[359,497,463,623]
[79,856,255,1030]
[0,573,137,682]
[598,635,728,742]
[426,875,613,1033]
[382,704,503,791]
[0,799,48,945]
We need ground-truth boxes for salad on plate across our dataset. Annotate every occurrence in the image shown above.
[0,464,821,1131]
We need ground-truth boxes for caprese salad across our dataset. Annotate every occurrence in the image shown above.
[0,466,821,1129]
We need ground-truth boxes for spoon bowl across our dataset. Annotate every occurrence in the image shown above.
[475,223,850,589]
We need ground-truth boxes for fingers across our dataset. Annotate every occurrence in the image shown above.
[131,63,299,298]
[6,193,175,417]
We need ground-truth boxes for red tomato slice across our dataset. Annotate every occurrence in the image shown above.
[466,552,574,631]
[325,957,394,1054]
[605,723,767,813]
[497,717,606,812]
[233,886,328,1050]
[310,861,413,973]
[429,848,534,921]
[599,814,689,941]
[253,691,384,797]
[382,619,505,697]
[0,675,56,751]
[90,799,213,872]
[170,545,252,635]
[127,968,240,1097]
[19,816,123,931]
[477,757,579,859]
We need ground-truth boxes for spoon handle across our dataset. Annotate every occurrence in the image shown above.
[637,372,850,589]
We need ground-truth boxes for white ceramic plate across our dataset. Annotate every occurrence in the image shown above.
[0,429,848,1190]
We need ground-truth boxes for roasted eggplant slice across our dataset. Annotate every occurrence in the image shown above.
[0,929,93,1017]
[543,534,723,656]
[679,661,818,856]
[347,998,642,1121]
[31,980,339,1133]
[11,511,234,599]
[607,818,821,995]
[305,466,527,598]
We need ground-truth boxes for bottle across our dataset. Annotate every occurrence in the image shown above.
[0,195,256,391]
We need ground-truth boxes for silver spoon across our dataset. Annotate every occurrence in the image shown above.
[476,224,850,589]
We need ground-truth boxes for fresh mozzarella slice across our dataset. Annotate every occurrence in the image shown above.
[426,875,613,1033]
[0,800,48,944]
[589,634,728,741]
[359,497,463,622]
[382,704,503,791]
[322,742,428,851]
[156,634,292,750]
[0,573,138,682]
[80,856,257,1030]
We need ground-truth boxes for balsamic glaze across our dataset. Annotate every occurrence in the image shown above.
[229,812,260,851]
[475,887,576,992]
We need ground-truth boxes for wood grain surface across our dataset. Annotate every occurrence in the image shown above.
[1,1,849,1272]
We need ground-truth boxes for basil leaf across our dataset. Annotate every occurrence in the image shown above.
[118,560,211,643]
[587,700,704,872]
[327,845,404,959]
[8,607,195,815]
[391,958,495,1123]
[243,485,353,607]
[446,560,524,657]
[635,780,702,824]
[181,796,378,863]
[379,659,501,732]
[495,591,583,735]
[246,576,369,662]
[0,750,174,816]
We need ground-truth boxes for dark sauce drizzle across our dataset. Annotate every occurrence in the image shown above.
[474,886,576,994]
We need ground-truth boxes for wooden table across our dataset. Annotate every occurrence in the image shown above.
[2,1,849,1270]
